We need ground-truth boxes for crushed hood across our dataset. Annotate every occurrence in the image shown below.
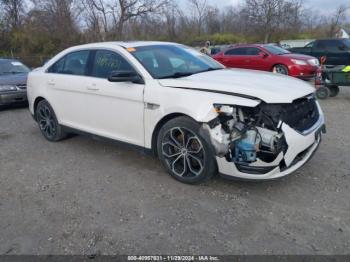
[158,68,315,103]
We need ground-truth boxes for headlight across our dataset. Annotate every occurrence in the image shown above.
[214,104,234,115]
[291,59,308,65]
[0,85,17,92]
[308,58,320,66]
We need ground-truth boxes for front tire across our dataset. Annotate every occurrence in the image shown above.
[272,64,289,75]
[36,100,66,142]
[157,116,217,184]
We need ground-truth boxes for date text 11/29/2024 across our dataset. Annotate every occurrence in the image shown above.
[127,255,220,261]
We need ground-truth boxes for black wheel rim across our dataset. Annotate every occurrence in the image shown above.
[161,127,205,178]
[37,104,56,139]
[273,65,288,75]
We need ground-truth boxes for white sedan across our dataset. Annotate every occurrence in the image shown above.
[27,42,325,184]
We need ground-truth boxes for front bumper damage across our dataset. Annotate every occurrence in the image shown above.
[217,121,325,180]
[205,97,325,180]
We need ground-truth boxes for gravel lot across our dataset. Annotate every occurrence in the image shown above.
[0,89,350,255]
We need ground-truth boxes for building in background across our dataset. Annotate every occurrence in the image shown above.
[335,28,350,38]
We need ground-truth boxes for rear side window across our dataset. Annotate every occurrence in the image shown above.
[245,47,261,55]
[224,48,247,55]
[323,40,346,51]
[48,50,90,76]
[48,58,65,73]
[305,41,315,48]
[91,50,134,79]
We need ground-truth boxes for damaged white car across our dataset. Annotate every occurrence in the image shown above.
[27,42,326,184]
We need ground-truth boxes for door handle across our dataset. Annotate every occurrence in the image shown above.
[47,80,55,86]
[86,84,99,91]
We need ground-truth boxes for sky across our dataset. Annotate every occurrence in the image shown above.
[181,0,350,15]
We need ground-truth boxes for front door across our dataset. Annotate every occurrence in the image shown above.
[84,49,145,146]
[242,47,270,71]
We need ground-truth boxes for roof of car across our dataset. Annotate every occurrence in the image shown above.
[220,44,264,52]
[72,41,179,49]
[315,38,348,41]
[228,44,265,48]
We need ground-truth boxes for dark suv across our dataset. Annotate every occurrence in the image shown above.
[0,58,30,107]
[289,38,350,65]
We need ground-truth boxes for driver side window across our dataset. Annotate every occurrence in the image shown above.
[305,42,315,48]
[91,50,134,79]
[225,48,246,55]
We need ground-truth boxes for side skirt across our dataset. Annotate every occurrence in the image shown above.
[61,125,153,156]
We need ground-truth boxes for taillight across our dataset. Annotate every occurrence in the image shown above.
[315,68,323,86]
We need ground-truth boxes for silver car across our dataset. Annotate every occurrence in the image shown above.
[0,58,30,107]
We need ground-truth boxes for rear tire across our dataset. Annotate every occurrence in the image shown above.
[328,85,340,97]
[36,100,66,142]
[316,86,330,100]
[272,64,289,75]
[157,116,217,184]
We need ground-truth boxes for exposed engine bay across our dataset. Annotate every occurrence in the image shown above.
[202,96,320,174]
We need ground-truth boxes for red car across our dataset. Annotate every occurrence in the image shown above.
[212,44,320,80]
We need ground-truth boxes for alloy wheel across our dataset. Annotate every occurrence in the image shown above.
[37,104,56,139]
[273,65,288,75]
[161,127,205,178]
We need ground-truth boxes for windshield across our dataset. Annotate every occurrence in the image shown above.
[0,60,30,75]
[263,45,291,55]
[129,45,224,79]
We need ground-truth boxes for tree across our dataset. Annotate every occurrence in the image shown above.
[1,0,350,67]
[80,0,110,40]
[80,0,170,40]
[111,0,170,39]
[328,5,349,37]
[242,0,303,43]
[188,0,209,37]
[205,6,221,35]
[28,0,81,50]
[162,2,180,40]
[0,0,26,30]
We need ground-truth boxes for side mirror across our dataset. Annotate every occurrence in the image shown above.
[108,70,144,84]
[259,52,268,58]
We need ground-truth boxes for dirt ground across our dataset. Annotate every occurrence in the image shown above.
[0,89,349,255]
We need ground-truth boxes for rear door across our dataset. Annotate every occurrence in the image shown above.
[322,40,348,65]
[46,50,92,130]
[221,47,247,68]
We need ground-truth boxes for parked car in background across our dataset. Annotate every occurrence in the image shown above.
[280,39,314,49]
[212,44,320,80]
[210,45,231,55]
[288,38,350,65]
[27,42,325,184]
[0,58,30,107]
